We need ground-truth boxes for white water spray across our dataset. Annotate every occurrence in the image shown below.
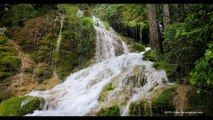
[26,15,171,116]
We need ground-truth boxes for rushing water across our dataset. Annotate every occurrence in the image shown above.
[26,15,171,116]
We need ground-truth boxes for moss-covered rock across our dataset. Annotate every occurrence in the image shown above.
[97,104,120,116]
[129,43,145,53]
[127,86,178,116]
[104,83,114,91]
[98,82,114,101]
[151,86,177,116]
[0,96,44,116]
[55,5,96,80]
[129,99,152,116]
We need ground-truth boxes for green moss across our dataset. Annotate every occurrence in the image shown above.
[103,83,114,91]
[0,96,44,116]
[81,17,93,27]
[120,100,127,106]
[33,63,53,83]
[0,36,21,81]
[0,36,9,45]
[103,21,110,30]
[59,4,78,21]
[98,83,114,101]
[129,43,145,53]
[57,51,78,80]
[152,86,177,116]
[1,4,37,27]
[129,100,152,116]
[1,55,21,71]
[97,104,120,116]
[56,16,95,80]
[52,5,96,80]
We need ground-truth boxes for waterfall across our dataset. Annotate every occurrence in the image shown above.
[56,16,64,53]
[26,16,171,116]
[93,16,129,62]
[53,14,64,78]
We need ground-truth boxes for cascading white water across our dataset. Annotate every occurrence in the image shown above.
[26,15,171,116]
[56,15,64,53]
[93,16,129,62]
[53,14,64,78]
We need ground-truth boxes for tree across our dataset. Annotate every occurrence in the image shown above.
[190,43,213,90]
[147,4,163,54]
[163,4,170,31]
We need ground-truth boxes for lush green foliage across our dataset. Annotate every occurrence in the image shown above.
[0,96,44,116]
[92,4,149,44]
[190,43,213,89]
[4,4,96,81]
[0,4,213,116]
[97,104,120,116]
[56,5,96,80]
[163,5,213,78]
[0,4,57,27]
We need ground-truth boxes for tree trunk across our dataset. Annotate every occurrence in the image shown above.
[163,4,170,31]
[172,4,181,22]
[147,4,163,53]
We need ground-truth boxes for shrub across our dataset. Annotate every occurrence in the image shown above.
[190,43,213,89]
